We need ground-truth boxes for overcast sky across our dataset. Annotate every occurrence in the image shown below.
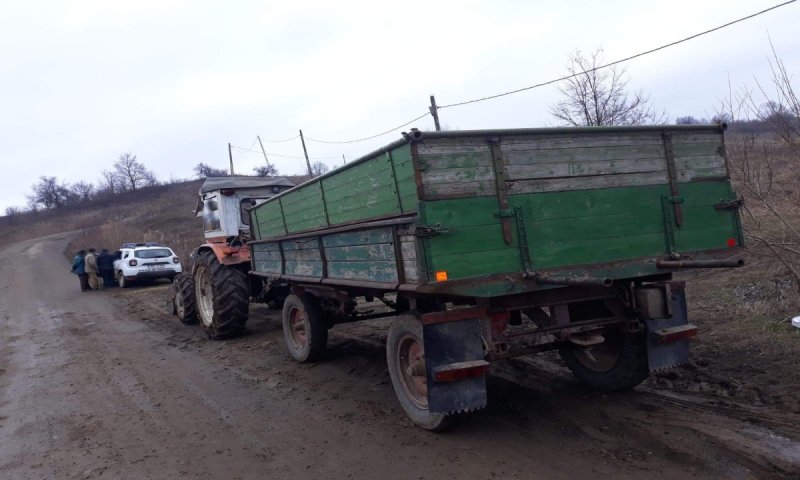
[1,0,798,212]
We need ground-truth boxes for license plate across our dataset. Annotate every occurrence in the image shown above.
[148,265,166,271]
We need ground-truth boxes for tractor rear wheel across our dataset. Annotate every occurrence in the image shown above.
[193,251,249,339]
[172,273,197,325]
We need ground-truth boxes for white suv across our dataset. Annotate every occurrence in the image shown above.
[114,243,183,288]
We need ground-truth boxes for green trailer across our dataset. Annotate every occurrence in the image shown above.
[248,124,743,430]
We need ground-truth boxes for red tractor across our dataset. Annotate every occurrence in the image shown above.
[172,176,295,338]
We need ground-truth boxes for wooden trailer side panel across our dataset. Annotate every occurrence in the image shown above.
[250,143,418,241]
[417,129,741,282]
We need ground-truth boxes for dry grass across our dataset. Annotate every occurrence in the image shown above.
[0,180,203,262]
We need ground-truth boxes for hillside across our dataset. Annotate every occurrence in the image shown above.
[0,180,203,262]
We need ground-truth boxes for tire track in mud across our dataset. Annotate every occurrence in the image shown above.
[125,283,800,479]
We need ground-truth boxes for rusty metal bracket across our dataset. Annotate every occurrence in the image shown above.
[488,137,513,245]
[514,205,536,278]
[662,132,683,227]
[660,195,679,259]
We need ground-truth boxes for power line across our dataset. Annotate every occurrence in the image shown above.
[305,111,430,144]
[257,134,300,143]
[439,0,797,109]
[230,145,340,160]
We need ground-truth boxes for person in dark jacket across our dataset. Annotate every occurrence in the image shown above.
[70,250,89,292]
[97,249,116,288]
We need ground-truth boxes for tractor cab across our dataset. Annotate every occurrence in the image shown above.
[196,176,295,264]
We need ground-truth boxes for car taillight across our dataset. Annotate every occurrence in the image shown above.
[173,256,179,264]
[129,259,138,266]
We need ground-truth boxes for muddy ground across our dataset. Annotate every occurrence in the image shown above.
[1,233,799,479]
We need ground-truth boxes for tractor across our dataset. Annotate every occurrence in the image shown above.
[171,176,295,338]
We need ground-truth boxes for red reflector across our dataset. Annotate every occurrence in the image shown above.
[653,324,698,344]
[432,360,490,383]
[727,238,737,248]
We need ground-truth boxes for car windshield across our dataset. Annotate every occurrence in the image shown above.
[134,249,172,259]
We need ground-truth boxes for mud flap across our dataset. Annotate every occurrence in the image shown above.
[646,289,690,371]
[423,319,487,414]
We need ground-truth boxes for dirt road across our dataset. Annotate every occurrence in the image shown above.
[1,233,798,479]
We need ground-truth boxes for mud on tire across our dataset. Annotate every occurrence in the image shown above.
[281,293,327,362]
[386,314,452,431]
[559,329,649,392]
[193,250,249,339]
[172,273,198,325]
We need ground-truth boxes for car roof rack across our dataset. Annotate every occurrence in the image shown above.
[121,242,166,248]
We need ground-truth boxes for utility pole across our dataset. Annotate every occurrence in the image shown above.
[429,94,441,131]
[256,135,270,167]
[342,154,346,166]
[299,129,312,176]
[228,142,234,175]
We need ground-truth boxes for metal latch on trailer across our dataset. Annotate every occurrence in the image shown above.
[415,225,448,237]
[714,197,744,210]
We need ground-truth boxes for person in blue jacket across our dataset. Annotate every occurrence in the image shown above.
[70,249,89,292]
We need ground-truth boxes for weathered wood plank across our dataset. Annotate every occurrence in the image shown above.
[504,145,665,165]
[507,171,669,194]
[284,261,324,277]
[325,244,395,262]
[505,158,666,180]
[327,260,398,283]
[421,166,495,184]
[423,181,497,197]
[402,260,419,283]
[417,151,492,170]
[322,228,394,248]
[399,237,417,261]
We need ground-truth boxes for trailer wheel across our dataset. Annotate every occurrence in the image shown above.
[194,251,249,339]
[386,315,451,431]
[172,273,198,325]
[281,293,327,362]
[559,329,648,391]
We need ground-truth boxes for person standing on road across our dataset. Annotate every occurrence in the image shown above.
[85,248,100,290]
[70,250,89,292]
[97,249,116,288]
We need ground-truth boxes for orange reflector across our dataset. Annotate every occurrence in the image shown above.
[435,271,448,282]
[432,360,490,383]
[727,238,737,248]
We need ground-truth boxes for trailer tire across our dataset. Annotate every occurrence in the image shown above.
[194,251,249,339]
[173,273,198,325]
[282,293,327,362]
[559,329,649,392]
[386,315,452,431]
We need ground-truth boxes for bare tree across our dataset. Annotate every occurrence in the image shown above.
[71,181,95,201]
[253,164,278,177]
[310,161,329,177]
[30,176,70,209]
[98,169,121,194]
[675,115,706,125]
[113,153,157,191]
[194,162,229,178]
[4,205,21,217]
[550,49,664,126]
[718,48,800,291]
